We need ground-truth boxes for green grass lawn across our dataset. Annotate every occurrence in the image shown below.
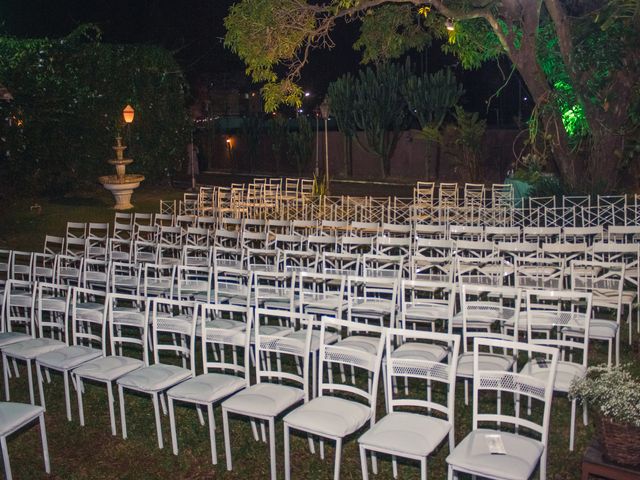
[0,186,632,479]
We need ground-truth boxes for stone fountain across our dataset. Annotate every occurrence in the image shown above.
[99,136,144,210]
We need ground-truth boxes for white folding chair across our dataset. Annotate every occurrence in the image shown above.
[447,338,559,480]
[117,297,197,449]
[283,317,386,480]
[168,303,252,464]
[222,312,313,480]
[35,286,106,420]
[359,328,459,480]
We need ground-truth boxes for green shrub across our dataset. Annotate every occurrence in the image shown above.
[0,25,190,197]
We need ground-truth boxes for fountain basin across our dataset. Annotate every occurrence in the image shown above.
[99,174,145,210]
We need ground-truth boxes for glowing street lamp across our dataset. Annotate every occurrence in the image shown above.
[123,104,135,123]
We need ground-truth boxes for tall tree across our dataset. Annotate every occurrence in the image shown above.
[225,0,640,190]
[327,73,357,177]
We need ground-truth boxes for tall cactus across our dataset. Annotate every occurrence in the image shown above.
[327,73,357,177]
[352,62,411,178]
[402,68,464,179]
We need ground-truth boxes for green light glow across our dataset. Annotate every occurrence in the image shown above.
[553,80,586,136]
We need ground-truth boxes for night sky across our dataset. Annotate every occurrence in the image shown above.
[0,0,530,125]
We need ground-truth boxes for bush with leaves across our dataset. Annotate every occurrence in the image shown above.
[0,25,190,197]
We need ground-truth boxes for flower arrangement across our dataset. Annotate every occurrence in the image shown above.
[569,364,640,427]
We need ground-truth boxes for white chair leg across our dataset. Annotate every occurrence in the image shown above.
[207,404,217,465]
[222,408,233,471]
[159,392,168,415]
[26,359,35,405]
[168,397,178,455]
[359,445,369,480]
[569,397,576,451]
[333,438,342,480]
[250,419,260,441]
[268,418,277,480]
[11,358,19,378]
[106,381,116,435]
[2,354,10,401]
[1,436,12,480]
[152,393,164,449]
[63,371,72,421]
[420,458,427,480]
[118,385,127,439]
[583,400,588,425]
[36,363,46,410]
[392,455,398,478]
[320,439,325,460]
[307,434,315,454]
[447,464,454,480]
[39,414,51,473]
[260,421,267,443]
[372,451,378,474]
[196,405,205,426]
[284,425,291,480]
[76,376,85,427]
[44,367,51,384]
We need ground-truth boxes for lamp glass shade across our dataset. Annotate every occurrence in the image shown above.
[123,104,135,123]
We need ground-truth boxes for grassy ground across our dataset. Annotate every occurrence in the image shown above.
[0,185,632,479]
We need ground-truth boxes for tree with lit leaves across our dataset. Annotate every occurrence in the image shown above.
[224,0,640,190]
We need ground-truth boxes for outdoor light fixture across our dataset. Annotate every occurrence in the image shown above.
[123,104,135,123]
[445,18,455,31]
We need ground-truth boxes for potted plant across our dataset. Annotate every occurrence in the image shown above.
[570,364,640,466]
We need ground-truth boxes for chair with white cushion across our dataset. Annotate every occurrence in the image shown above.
[522,289,592,452]
[35,286,107,421]
[447,338,559,480]
[0,401,50,480]
[117,297,197,449]
[360,328,460,480]
[2,283,69,404]
[0,280,34,351]
[167,303,252,464]
[71,293,148,435]
[222,313,312,480]
[283,318,386,480]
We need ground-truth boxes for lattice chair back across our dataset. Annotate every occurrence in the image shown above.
[213,266,253,307]
[297,271,346,317]
[176,265,213,303]
[36,282,70,342]
[541,241,587,264]
[438,183,459,208]
[485,226,521,243]
[410,254,455,282]
[571,260,625,311]
[460,284,521,354]
[361,253,405,280]
[253,270,296,311]
[523,226,561,245]
[514,257,565,290]
[456,256,506,286]
[322,252,361,277]
[181,245,211,267]
[607,225,640,243]
[413,238,454,259]
[413,223,447,240]
[150,297,197,373]
[212,246,244,270]
[472,337,558,440]
[142,263,176,299]
[386,328,459,416]
[413,181,435,206]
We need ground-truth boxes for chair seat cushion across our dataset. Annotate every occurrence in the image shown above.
[2,338,66,360]
[0,402,44,436]
[391,342,448,362]
[446,429,543,480]
[457,352,514,379]
[168,373,246,403]
[117,364,192,392]
[359,411,452,456]
[520,360,585,393]
[73,356,144,382]
[285,396,371,437]
[222,383,304,417]
[36,346,102,370]
[351,299,394,315]
[404,304,449,322]
[205,318,245,331]
[0,332,31,348]
[335,336,381,355]
[564,319,618,340]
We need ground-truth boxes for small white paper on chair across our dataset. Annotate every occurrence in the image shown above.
[485,434,507,455]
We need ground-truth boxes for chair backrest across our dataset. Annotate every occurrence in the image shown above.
[43,235,65,256]
[150,297,197,372]
[456,257,505,286]
[143,263,176,298]
[322,252,360,277]
[514,257,565,290]
[525,289,592,369]
[460,284,521,354]
[70,287,107,353]
[318,318,386,415]
[9,250,33,282]
[472,337,557,446]
[361,254,404,279]
[200,303,252,384]
[400,280,456,333]
[36,282,70,342]
[212,246,244,269]
[410,255,454,282]
[570,260,625,313]
[254,308,313,400]
[374,236,411,257]
[541,242,587,263]
[347,275,398,325]
[413,224,447,240]
[341,235,373,254]
[181,245,211,267]
[455,240,495,259]
[176,265,213,302]
[448,225,484,241]
[106,293,149,361]
[253,271,296,310]
[523,227,561,245]
[2,279,35,335]
[297,271,346,317]
[485,226,521,243]
[66,222,87,239]
[213,266,253,307]
[386,328,459,420]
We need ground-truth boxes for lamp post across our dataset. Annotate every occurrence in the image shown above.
[319,97,330,192]
[122,104,135,154]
